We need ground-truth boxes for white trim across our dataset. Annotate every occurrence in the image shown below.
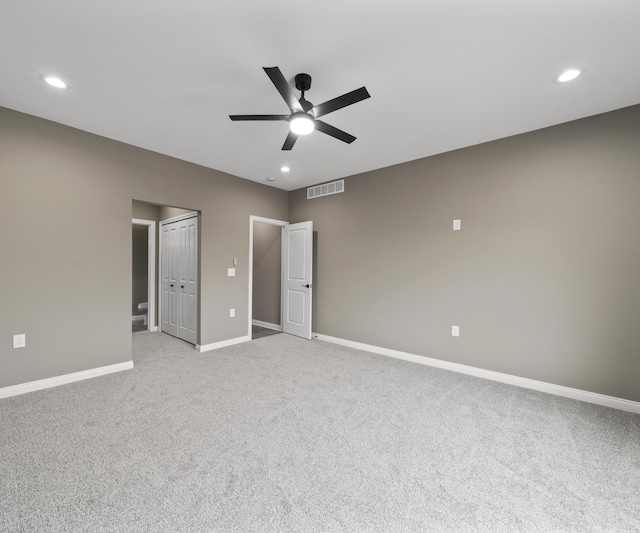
[250,215,288,226]
[159,219,165,334]
[196,335,251,353]
[252,319,282,331]
[132,315,145,322]
[0,361,134,399]
[160,211,198,225]
[314,333,640,415]
[132,218,156,332]
[248,216,288,340]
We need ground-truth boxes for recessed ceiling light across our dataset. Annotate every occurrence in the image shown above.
[554,68,582,84]
[280,166,290,173]
[40,75,67,89]
[266,177,276,182]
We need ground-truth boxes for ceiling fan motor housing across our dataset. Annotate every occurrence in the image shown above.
[295,73,312,92]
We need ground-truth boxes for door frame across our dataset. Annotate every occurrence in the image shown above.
[248,215,288,338]
[159,211,199,341]
[132,218,157,332]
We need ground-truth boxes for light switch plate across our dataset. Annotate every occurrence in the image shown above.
[453,219,461,231]
[229,308,235,317]
[452,325,460,337]
[227,268,235,277]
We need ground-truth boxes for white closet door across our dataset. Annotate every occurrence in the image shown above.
[161,215,198,344]
[177,218,198,344]
[160,223,179,337]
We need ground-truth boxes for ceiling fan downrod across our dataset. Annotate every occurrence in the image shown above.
[295,73,313,112]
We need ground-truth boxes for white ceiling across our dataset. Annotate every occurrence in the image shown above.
[1,1,639,191]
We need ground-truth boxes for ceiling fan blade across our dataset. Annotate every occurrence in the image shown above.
[314,120,357,144]
[312,87,371,118]
[229,114,289,121]
[263,67,303,113]
[282,130,298,151]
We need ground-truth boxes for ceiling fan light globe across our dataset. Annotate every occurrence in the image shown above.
[290,113,314,135]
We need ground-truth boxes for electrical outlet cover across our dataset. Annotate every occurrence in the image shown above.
[13,334,26,348]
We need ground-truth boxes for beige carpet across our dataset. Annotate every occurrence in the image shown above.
[1,331,639,532]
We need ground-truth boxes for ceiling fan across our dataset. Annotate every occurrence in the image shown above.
[229,67,371,150]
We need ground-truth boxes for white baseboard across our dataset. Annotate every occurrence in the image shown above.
[197,335,251,353]
[0,361,134,399]
[314,333,640,415]
[252,320,282,332]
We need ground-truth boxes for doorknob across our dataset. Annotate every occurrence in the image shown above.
[170,284,174,287]
[181,285,184,289]
[302,284,311,288]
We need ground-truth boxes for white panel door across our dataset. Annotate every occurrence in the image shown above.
[160,223,178,337]
[282,221,313,340]
[160,215,198,344]
[177,218,198,344]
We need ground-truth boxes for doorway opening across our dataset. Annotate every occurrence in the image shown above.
[132,201,199,345]
[132,218,156,333]
[250,217,285,339]
[248,216,314,340]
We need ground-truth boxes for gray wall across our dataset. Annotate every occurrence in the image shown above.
[252,222,282,325]
[3,103,640,403]
[289,104,640,403]
[132,201,161,222]
[0,106,288,387]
